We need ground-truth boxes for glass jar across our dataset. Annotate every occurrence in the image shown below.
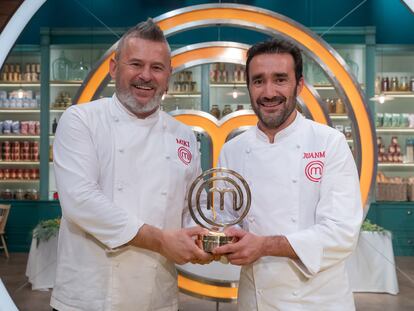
[52,51,72,81]
[222,104,233,117]
[210,105,221,119]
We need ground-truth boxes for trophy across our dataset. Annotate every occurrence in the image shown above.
[187,168,251,253]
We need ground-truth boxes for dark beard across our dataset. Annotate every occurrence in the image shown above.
[253,87,298,130]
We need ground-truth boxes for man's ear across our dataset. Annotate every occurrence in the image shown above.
[109,58,117,80]
[297,76,304,95]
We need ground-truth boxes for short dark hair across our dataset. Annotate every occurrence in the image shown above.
[115,18,170,60]
[245,38,303,85]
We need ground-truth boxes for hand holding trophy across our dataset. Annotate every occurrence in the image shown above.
[187,168,251,253]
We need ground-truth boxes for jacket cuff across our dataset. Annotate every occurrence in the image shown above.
[285,230,323,277]
[107,216,144,250]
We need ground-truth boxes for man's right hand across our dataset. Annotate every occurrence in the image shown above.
[129,224,213,265]
[160,227,213,265]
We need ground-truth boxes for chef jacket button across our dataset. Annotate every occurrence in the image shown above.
[248,216,255,223]
[118,148,124,153]
[114,117,119,122]
[291,217,297,223]
[296,144,300,149]
[165,155,170,160]
[161,191,167,196]
[117,187,123,191]
[258,289,263,295]
[292,179,297,183]
[245,148,251,154]
[293,291,299,296]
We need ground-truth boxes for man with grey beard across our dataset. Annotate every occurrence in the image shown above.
[213,39,363,310]
[51,18,211,311]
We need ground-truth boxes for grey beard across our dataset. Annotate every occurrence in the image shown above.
[117,89,162,116]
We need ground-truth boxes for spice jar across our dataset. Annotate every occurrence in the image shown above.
[14,189,24,200]
[222,104,233,117]
[335,98,345,114]
[1,189,13,200]
[210,105,221,119]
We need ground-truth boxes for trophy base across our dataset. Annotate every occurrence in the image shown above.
[199,232,233,253]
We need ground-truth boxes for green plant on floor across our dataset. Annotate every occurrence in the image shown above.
[361,219,386,233]
[32,218,61,247]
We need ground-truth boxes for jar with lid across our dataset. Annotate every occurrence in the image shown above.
[390,77,398,92]
[14,189,24,200]
[335,98,345,114]
[406,138,414,163]
[1,189,13,200]
[381,77,389,92]
[410,76,414,92]
[222,104,233,117]
[400,76,408,91]
[210,105,221,119]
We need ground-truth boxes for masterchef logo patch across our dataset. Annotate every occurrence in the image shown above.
[177,146,192,165]
[305,160,324,182]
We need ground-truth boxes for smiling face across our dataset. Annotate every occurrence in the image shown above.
[109,37,171,118]
[247,52,303,141]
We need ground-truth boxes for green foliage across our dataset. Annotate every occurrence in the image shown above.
[361,219,385,233]
[32,218,60,247]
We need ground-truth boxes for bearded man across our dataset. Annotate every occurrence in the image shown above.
[51,19,211,311]
[213,39,363,311]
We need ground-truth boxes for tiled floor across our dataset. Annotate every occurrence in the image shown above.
[1,253,413,311]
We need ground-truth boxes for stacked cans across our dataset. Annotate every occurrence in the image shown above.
[0,167,39,180]
[1,140,39,161]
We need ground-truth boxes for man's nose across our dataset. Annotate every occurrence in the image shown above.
[138,66,152,81]
[263,81,278,99]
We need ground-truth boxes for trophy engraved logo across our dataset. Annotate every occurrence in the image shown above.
[188,168,251,252]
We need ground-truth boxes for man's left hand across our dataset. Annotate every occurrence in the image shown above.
[212,227,266,265]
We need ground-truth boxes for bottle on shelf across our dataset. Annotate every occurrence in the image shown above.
[52,118,58,134]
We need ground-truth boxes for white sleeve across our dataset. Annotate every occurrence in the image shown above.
[286,134,363,277]
[182,133,203,228]
[53,107,140,249]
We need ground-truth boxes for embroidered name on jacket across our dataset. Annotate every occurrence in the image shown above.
[176,138,192,165]
[302,151,325,159]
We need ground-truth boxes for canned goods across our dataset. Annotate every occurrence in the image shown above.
[30,168,37,179]
[3,152,10,161]
[10,169,16,179]
[23,169,30,179]
[17,169,23,179]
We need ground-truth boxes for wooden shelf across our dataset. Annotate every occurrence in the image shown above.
[0,82,40,87]
[377,128,414,133]
[0,179,39,183]
[0,161,39,165]
[164,93,201,98]
[0,109,40,113]
[209,82,247,87]
[382,91,414,98]
[378,163,414,168]
[0,135,40,139]
[50,80,83,86]
[330,114,349,120]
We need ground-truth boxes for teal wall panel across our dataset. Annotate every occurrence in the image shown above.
[2,200,61,252]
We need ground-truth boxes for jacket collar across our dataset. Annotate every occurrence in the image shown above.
[110,93,160,125]
[255,111,304,143]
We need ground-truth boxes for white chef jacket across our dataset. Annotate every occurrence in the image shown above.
[218,112,363,311]
[51,94,200,311]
